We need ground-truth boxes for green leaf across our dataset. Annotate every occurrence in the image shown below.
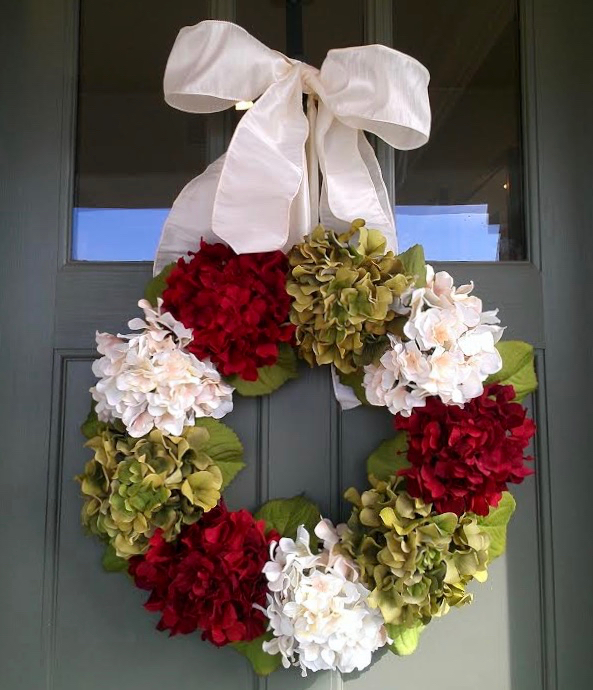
[387,315,408,339]
[358,227,388,257]
[337,368,368,405]
[366,434,410,481]
[397,244,427,288]
[81,405,106,440]
[227,344,298,397]
[355,336,390,367]
[477,492,516,561]
[102,544,128,573]
[486,340,538,401]
[192,418,245,490]
[144,262,175,306]
[255,495,321,539]
[386,622,425,656]
[231,632,281,676]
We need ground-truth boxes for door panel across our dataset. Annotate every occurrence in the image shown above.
[50,359,249,689]
[46,354,541,690]
[341,403,543,690]
[5,1,592,689]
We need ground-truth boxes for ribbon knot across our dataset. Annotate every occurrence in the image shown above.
[155,20,431,273]
[295,63,321,94]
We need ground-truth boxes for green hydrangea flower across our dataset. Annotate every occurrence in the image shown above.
[77,425,223,558]
[341,475,490,627]
[286,219,413,373]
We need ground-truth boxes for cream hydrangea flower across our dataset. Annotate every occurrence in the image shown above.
[364,266,503,415]
[91,299,234,437]
[260,520,388,676]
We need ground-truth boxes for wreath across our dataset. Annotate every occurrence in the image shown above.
[76,21,537,680]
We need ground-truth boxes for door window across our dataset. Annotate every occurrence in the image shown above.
[393,0,524,260]
[72,0,210,261]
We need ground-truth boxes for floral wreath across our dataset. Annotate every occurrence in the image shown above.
[76,21,537,679]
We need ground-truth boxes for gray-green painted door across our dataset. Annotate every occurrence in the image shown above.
[1,1,592,689]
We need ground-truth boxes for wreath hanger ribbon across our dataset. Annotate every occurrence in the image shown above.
[154,20,431,273]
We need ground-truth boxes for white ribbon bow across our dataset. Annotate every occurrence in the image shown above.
[154,20,431,273]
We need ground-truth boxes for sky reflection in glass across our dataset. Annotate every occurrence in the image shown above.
[72,205,500,262]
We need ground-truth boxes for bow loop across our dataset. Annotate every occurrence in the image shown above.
[319,45,431,149]
[163,21,291,113]
[154,20,431,273]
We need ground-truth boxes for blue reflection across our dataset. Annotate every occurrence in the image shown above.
[72,205,500,262]
[72,208,168,261]
[396,205,499,261]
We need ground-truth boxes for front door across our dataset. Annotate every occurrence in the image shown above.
[2,1,591,689]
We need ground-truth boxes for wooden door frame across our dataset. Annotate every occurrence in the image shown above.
[1,1,591,688]
[524,2,593,689]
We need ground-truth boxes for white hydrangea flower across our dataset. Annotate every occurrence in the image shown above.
[260,520,388,677]
[90,299,234,437]
[364,266,504,415]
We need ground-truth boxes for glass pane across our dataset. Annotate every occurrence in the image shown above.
[73,1,364,261]
[73,0,365,261]
[303,1,364,66]
[237,0,363,66]
[72,1,209,261]
[393,0,525,261]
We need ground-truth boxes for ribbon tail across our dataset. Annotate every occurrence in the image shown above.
[283,151,313,252]
[212,68,309,253]
[357,132,397,252]
[330,366,362,411]
[306,95,320,228]
[316,104,396,243]
[153,155,226,275]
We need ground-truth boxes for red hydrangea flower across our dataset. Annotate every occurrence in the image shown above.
[395,384,535,516]
[161,241,295,381]
[128,502,279,646]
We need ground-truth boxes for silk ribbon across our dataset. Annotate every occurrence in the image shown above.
[154,20,431,273]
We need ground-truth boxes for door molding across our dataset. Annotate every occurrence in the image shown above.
[42,350,95,690]
[529,1,593,688]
